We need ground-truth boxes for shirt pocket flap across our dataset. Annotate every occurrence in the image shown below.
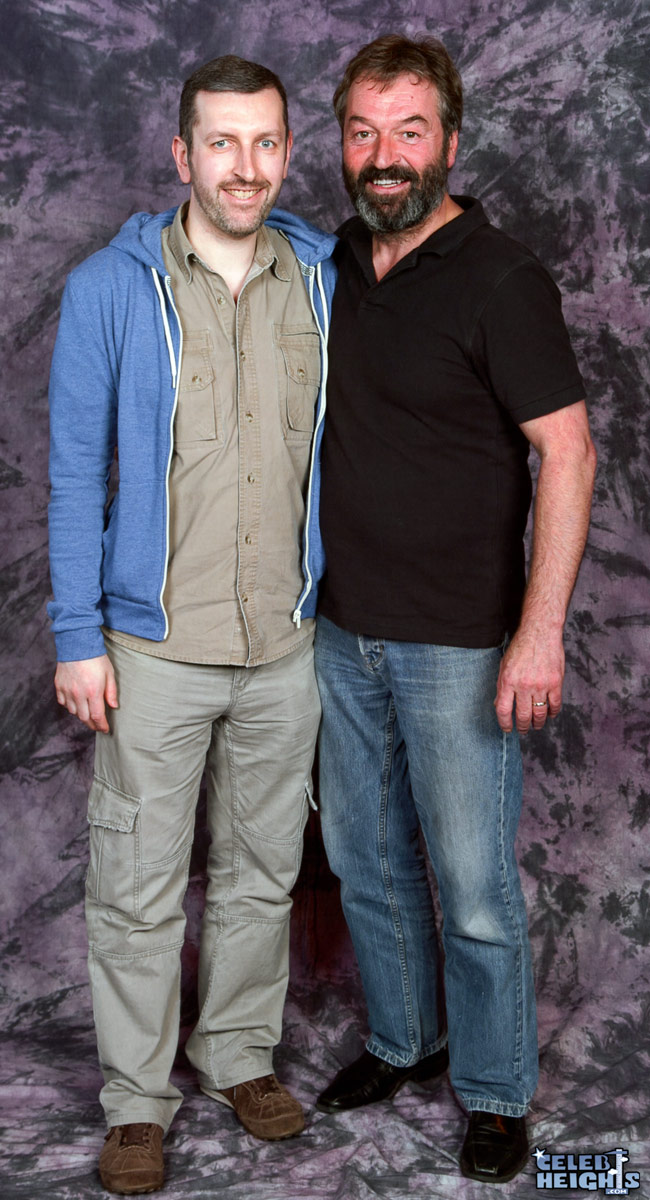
[180,330,215,391]
[87,777,141,833]
[275,327,321,386]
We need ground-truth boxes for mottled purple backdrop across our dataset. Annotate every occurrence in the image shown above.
[1,1,648,1197]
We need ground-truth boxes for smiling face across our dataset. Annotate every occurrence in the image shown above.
[341,75,458,236]
[172,87,292,240]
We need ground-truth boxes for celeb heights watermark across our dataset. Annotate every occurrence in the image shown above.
[533,1147,640,1193]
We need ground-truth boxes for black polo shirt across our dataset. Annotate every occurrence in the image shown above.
[319,197,586,647]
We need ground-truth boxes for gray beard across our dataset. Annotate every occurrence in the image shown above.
[344,158,449,235]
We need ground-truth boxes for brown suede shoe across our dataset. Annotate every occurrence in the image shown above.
[217,1074,305,1140]
[98,1123,164,1195]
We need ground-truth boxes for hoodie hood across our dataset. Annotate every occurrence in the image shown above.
[109,207,177,273]
[266,207,337,265]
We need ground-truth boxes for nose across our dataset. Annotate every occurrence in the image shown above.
[234,143,257,180]
[371,132,398,170]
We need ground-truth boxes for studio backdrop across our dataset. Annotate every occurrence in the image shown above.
[1,0,648,1197]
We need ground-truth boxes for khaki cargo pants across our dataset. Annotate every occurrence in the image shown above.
[85,637,320,1132]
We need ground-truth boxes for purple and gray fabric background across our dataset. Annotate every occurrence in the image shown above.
[1,0,648,1196]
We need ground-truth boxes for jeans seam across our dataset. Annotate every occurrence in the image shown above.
[498,731,524,1082]
[378,698,417,1055]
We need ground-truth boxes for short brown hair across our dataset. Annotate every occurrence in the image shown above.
[179,54,289,156]
[333,34,463,140]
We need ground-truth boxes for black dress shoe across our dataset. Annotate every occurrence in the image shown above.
[316,1046,449,1112]
[460,1110,529,1183]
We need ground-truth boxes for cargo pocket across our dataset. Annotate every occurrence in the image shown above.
[86,776,142,921]
[174,329,223,446]
[274,324,321,441]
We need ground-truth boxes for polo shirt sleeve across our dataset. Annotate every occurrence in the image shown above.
[469,259,586,424]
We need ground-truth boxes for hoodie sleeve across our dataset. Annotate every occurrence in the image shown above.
[47,269,118,661]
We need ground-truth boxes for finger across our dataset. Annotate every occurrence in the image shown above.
[531,698,548,729]
[90,713,110,733]
[89,699,109,733]
[547,685,562,719]
[105,669,119,710]
[515,691,532,735]
[494,682,515,732]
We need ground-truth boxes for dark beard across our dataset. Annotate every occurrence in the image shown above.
[190,172,274,239]
[343,155,449,235]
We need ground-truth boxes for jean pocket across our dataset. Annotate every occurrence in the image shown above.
[274,324,320,441]
[87,776,142,920]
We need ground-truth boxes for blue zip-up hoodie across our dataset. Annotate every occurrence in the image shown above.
[48,206,337,662]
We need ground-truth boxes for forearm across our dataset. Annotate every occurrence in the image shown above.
[518,432,597,636]
[495,401,596,732]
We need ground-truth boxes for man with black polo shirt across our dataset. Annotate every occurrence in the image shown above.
[313,35,596,1185]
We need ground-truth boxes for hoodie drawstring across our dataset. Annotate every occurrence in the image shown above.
[152,268,177,388]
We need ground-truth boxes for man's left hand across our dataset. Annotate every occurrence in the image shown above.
[494,625,564,734]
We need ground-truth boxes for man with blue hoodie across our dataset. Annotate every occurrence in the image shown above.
[48,54,336,1194]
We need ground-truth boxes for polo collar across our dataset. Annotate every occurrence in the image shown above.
[341,196,489,276]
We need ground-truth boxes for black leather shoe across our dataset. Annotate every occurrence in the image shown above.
[316,1046,449,1112]
[460,1111,529,1183]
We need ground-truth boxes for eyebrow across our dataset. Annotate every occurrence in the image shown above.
[203,127,284,140]
[347,114,429,127]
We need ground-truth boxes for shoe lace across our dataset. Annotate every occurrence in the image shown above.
[118,1123,156,1148]
[250,1074,282,1098]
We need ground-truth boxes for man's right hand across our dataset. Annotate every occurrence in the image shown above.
[54,654,118,733]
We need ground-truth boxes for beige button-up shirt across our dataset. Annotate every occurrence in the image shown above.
[106,205,320,666]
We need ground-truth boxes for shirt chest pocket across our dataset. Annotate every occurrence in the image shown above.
[274,324,321,442]
[174,329,224,446]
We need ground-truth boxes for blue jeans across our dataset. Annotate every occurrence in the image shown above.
[315,615,538,1117]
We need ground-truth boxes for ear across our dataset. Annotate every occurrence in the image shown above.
[282,130,294,180]
[171,136,192,185]
[446,129,459,170]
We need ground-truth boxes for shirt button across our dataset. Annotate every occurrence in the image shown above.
[244,534,252,545]
[217,295,225,306]
[241,595,249,603]
[245,412,254,422]
[297,367,306,379]
[240,350,246,361]
[247,474,255,484]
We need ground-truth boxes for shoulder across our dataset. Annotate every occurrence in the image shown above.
[65,207,175,294]
[465,219,548,275]
[66,244,132,294]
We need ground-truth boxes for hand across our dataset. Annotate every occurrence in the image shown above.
[494,626,564,734]
[54,654,118,733]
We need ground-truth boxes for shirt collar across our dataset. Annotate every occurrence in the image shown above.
[340,196,489,276]
[167,202,292,283]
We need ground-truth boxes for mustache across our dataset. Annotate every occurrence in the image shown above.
[356,164,420,186]
[219,177,270,190]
